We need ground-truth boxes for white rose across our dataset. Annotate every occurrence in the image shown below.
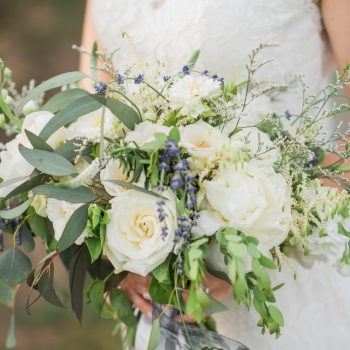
[46,198,89,245]
[200,163,291,251]
[104,189,176,276]
[22,111,66,149]
[230,127,279,168]
[100,158,146,197]
[179,120,227,168]
[124,121,170,147]
[168,75,222,119]
[66,107,119,143]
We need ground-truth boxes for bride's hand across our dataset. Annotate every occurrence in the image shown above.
[122,272,232,323]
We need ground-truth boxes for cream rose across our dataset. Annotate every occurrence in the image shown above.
[194,163,292,251]
[100,158,146,197]
[104,189,176,276]
[124,121,170,147]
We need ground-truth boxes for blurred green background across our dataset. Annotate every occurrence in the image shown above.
[0,1,122,349]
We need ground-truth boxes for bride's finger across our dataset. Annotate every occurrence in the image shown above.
[124,286,153,320]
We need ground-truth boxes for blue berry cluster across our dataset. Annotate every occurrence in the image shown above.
[94,81,107,95]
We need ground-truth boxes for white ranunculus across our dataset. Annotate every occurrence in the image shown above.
[201,163,292,251]
[46,198,89,245]
[230,127,279,168]
[168,75,222,119]
[179,120,227,168]
[124,121,170,147]
[22,111,66,149]
[100,158,146,197]
[66,107,119,143]
[104,189,176,276]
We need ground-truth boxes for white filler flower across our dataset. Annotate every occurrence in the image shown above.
[104,190,176,276]
[46,198,89,245]
[100,158,146,197]
[193,163,292,251]
[66,107,119,143]
[168,75,222,119]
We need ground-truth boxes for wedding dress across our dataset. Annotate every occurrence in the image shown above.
[92,1,350,349]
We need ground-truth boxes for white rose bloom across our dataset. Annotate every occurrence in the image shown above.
[66,107,119,143]
[168,75,222,119]
[0,111,66,198]
[100,158,146,197]
[230,127,279,168]
[46,198,89,245]
[124,121,170,147]
[104,189,176,276]
[197,163,291,251]
[179,120,227,168]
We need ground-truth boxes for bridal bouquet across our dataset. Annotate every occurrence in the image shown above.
[1,40,350,349]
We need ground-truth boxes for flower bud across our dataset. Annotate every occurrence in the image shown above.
[1,89,8,99]
[4,67,12,80]
[23,100,37,115]
[4,95,15,110]
[0,59,4,70]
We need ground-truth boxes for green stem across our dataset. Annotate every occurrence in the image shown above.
[0,97,22,129]
[109,89,143,121]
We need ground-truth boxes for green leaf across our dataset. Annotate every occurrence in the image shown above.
[253,297,268,318]
[56,204,89,251]
[0,176,27,190]
[106,180,163,198]
[105,97,141,129]
[247,243,261,259]
[54,139,84,159]
[152,255,171,284]
[17,71,87,112]
[39,94,103,141]
[19,145,77,176]
[148,276,176,305]
[272,283,285,292]
[246,236,259,246]
[253,285,266,303]
[0,197,34,219]
[202,294,228,314]
[252,258,262,277]
[20,223,35,253]
[0,279,14,307]
[259,255,277,270]
[206,265,231,285]
[86,280,105,313]
[268,305,284,327]
[187,49,200,70]
[229,128,243,138]
[227,242,245,259]
[147,319,161,350]
[169,127,180,144]
[5,174,49,200]
[26,207,50,240]
[5,314,16,349]
[33,184,98,203]
[42,88,90,113]
[109,289,138,328]
[25,130,53,152]
[190,237,208,248]
[86,237,102,263]
[0,247,32,286]
[261,271,271,290]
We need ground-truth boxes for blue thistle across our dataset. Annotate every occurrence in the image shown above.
[212,74,218,80]
[182,65,190,75]
[285,110,292,121]
[94,81,107,95]
[201,70,209,76]
[117,74,124,85]
[163,75,171,82]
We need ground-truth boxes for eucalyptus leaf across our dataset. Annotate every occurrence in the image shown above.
[33,184,97,203]
[0,197,34,219]
[0,176,27,190]
[147,319,161,350]
[42,88,89,113]
[202,294,228,314]
[54,138,83,159]
[5,314,16,349]
[27,206,50,240]
[19,145,77,176]
[25,130,53,152]
[268,305,284,326]
[206,266,231,285]
[20,223,35,253]
[17,71,87,112]
[57,204,89,251]
[152,255,171,284]
[39,94,103,141]
[0,279,14,307]
[0,247,32,286]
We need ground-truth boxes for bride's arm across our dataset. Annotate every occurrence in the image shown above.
[322,0,350,95]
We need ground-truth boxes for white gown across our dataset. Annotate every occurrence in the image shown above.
[92,1,350,349]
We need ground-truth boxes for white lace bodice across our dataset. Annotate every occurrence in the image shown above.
[92,2,350,350]
[92,0,332,115]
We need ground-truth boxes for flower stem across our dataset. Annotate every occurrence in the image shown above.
[0,96,22,129]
